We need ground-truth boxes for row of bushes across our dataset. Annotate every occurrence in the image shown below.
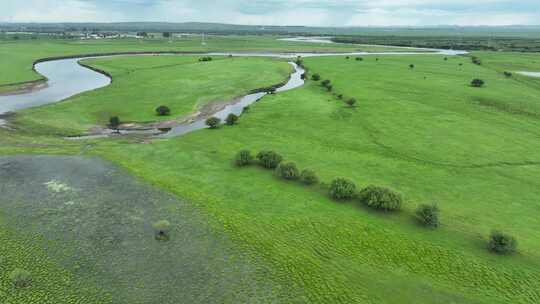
[310,75,357,107]
[233,149,518,254]
[235,150,319,185]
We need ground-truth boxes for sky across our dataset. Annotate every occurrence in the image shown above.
[2,0,540,26]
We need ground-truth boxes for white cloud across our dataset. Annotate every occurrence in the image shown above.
[1,0,539,26]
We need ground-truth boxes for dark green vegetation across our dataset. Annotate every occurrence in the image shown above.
[358,186,403,211]
[205,117,221,129]
[415,204,440,228]
[1,39,540,303]
[488,231,518,255]
[333,35,540,52]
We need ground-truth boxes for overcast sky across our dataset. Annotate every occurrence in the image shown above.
[2,0,539,26]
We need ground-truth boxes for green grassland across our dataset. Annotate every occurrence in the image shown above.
[1,47,540,303]
[15,56,292,135]
[0,35,413,91]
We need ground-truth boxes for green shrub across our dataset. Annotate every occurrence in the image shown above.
[276,162,300,180]
[256,151,283,169]
[415,204,440,228]
[471,78,485,87]
[321,79,331,87]
[155,105,171,116]
[205,117,221,129]
[235,150,253,166]
[300,169,319,185]
[488,231,517,254]
[109,116,120,129]
[329,178,356,200]
[409,64,415,69]
[10,269,32,288]
[225,113,239,125]
[311,73,321,81]
[359,185,402,211]
[345,98,357,107]
[153,220,171,241]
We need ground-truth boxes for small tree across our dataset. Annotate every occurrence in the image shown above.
[256,151,283,169]
[311,74,321,81]
[504,71,512,77]
[300,169,319,185]
[205,117,221,129]
[225,113,239,125]
[10,269,32,288]
[471,79,485,88]
[329,178,356,200]
[235,150,253,166]
[276,162,300,180]
[409,64,415,69]
[358,185,402,211]
[326,85,333,92]
[444,57,448,61]
[355,57,363,61]
[155,105,171,116]
[345,98,357,107]
[153,220,171,241]
[488,231,517,254]
[109,116,121,132]
[415,204,440,228]
[337,94,344,100]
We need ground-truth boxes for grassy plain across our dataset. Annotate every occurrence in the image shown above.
[1,46,540,303]
[15,56,292,135]
[0,35,413,90]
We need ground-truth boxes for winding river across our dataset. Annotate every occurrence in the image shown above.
[0,43,468,137]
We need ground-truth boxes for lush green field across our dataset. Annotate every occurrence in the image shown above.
[0,35,412,90]
[15,55,292,135]
[1,48,540,303]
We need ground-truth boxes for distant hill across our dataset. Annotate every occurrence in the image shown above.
[1,22,540,37]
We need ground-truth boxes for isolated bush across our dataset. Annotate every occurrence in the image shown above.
[153,220,171,241]
[326,85,333,92]
[409,64,415,69]
[444,57,448,61]
[109,116,120,130]
[10,269,32,288]
[199,56,213,62]
[256,151,283,169]
[242,106,250,113]
[321,79,331,87]
[415,204,440,228]
[205,117,221,129]
[276,162,300,180]
[471,78,485,87]
[504,71,513,77]
[225,113,239,125]
[358,185,402,211]
[488,231,517,254]
[345,56,350,59]
[300,169,319,185]
[329,178,356,200]
[311,74,321,81]
[337,94,344,99]
[471,56,482,65]
[345,98,357,107]
[235,150,253,166]
[355,57,363,61]
[155,105,171,116]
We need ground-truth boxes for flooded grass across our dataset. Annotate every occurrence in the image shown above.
[0,155,291,303]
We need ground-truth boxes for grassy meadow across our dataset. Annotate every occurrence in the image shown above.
[0,35,412,91]
[15,56,292,135]
[1,39,540,303]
